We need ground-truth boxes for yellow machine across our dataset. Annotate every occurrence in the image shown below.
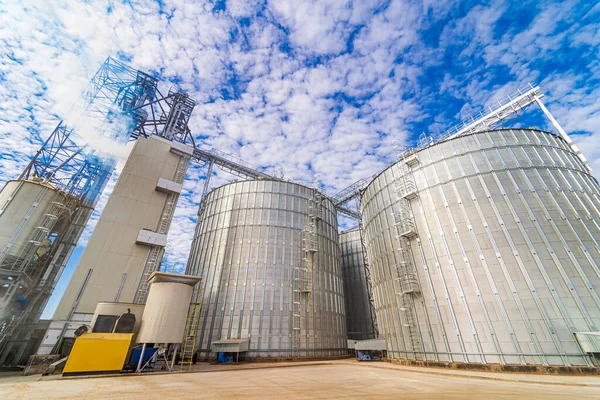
[63,333,133,375]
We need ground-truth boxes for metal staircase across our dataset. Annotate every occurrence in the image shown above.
[2,205,92,347]
[0,183,49,267]
[1,194,77,299]
[0,192,78,345]
[1,194,75,273]
[392,147,422,360]
[180,301,201,371]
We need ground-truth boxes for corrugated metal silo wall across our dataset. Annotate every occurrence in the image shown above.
[187,180,347,358]
[361,128,600,366]
[340,228,375,340]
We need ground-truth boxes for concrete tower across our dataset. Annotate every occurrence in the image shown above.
[38,135,193,354]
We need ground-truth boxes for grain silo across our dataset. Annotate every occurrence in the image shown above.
[0,178,80,365]
[186,180,347,359]
[361,128,600,367]
[340,228,375,340]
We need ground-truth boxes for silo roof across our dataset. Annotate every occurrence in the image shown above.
[147,271,201,286]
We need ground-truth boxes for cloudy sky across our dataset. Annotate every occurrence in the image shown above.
[1,0,599,317]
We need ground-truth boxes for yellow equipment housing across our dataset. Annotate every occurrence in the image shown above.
[63,333,133,375]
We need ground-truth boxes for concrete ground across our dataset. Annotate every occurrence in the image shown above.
[1,359,599,399]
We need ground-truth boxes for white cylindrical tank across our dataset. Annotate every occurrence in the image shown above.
[0,179,59,265]
[362,128,600,367]
[136,272,201,344]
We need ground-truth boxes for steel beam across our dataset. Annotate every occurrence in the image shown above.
[192,148,277,181]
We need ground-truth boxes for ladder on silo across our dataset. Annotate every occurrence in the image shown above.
[0,193,78,343]
[392,148,423,360]
[3,194,74,273]
[23,195,78,274]
[400,292,421,357]
[134,155,190,304]
[0,183,50,268]
[181,302,201,371]
[292,266,302,356]
[0,194,74,304]
[302,188,321,294]
[292,186,321,357]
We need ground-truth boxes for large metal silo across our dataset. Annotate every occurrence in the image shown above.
[361,128,600,367]
[340,228,375,340]
[187,180,347,359]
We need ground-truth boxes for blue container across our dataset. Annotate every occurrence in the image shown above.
[217,352,234,363]
[358,350,373,361]
[130,347,158,370]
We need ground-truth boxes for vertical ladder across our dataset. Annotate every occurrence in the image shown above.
[392,147,422,360]
[0,184,48,267]
[0,193,78,344]
[4,195,74,273]
[292,266,302,356]
[180,302,201,371]
[134,246,163,304]
[134,154,190,304]
[400,293,421,358]
[1,194,75,303]
[292,186,321,357]
[301,221,317,293]
[22,196,78,277]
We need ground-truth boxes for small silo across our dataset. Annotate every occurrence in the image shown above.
[0,178,82,365]
[0,179,62,273]
[340,228,375,340]
[361,128,600,367]
[137,272,201,345]
[0,179,77,317]
[186,180,347,359]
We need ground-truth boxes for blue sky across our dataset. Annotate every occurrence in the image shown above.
[1,0,599,318]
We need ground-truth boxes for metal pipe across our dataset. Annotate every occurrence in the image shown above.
[114,273,127,301]
[170,344,178,371]
[51,268,93,354]
[136,343,146,372]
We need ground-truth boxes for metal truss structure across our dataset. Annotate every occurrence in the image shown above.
[0,57,197,361]
[3,54,582,365]
[443,83,543,140]
[329,81,589,210]
[193,147,278,180]
[332,179,369,220]
[18,57,197,202]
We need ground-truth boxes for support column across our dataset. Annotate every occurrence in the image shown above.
[534,96,591,171]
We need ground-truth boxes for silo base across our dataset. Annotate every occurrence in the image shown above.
[385,358,600,375]
[197,352,351,363]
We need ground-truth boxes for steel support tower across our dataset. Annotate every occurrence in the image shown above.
[0,57,198,364]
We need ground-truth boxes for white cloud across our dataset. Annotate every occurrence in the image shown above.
[2,0,600,312]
